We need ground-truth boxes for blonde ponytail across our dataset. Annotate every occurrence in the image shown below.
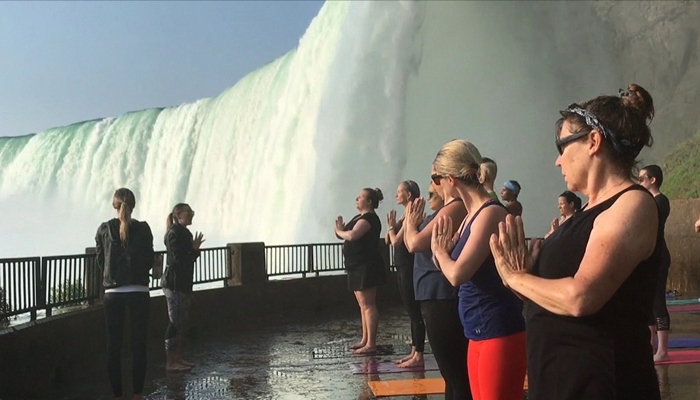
[118,202,132,244]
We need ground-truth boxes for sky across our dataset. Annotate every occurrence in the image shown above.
[0,0,324,137]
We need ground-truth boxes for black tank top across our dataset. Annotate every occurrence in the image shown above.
[392,219,414,269]
[526,185,661,400]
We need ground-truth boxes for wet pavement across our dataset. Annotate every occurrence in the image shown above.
[42,298,700,400]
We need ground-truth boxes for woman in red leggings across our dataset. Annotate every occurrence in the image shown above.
[431,140,527,400]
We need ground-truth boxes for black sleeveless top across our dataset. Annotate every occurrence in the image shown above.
[342,212,382,269]
[393,219,414,269]
[526,185,661,400]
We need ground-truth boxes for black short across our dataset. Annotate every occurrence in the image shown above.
[346,264,386,291]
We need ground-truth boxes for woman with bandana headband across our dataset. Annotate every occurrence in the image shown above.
[490,84,662,400]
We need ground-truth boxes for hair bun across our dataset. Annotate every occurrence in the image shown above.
[620,83,655,123]
[374,188,384,202]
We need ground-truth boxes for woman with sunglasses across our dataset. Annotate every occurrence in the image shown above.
[491,84,662,399]
[162,203,205,371]
[430,139,526,400]
[404,177,470,399]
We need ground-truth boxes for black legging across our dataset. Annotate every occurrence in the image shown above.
[104,291,151,397]
[421,299,472,400]
[652,249,672,331]
[397,264,425,352]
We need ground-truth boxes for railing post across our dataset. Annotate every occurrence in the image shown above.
[39,257,51,318]
[306,244,314,278]
[85,247,100,305]
[32,257,41,321]
[226,244,242,286]
[378,239,391,274]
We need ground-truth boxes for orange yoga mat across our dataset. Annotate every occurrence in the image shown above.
[369,376,528,397]
[368,378,445,397]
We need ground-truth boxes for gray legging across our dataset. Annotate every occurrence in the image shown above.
[164,288,192,351]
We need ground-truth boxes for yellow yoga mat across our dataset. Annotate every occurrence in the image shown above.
[368,376,528,397]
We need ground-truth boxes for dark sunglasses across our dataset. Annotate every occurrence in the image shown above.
[431,174,445,185]
[555,130,590,155]
[428,192,437,199]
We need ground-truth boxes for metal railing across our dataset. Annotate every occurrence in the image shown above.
[148,247,230,289]
[265,243,345,277]
[1,247,231,324]
[0,238,541,323]
[0,257,41,320]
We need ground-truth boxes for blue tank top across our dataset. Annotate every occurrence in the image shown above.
[451,200,525,340]
[413,205,460,301]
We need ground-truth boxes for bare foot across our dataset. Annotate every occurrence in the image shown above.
[179,359,196,367]
[349,342,366,350]
[399,353,425,368]
[654,352,670,363]
[166,362,193,372]
[352,346,377,355]
[394,353,413,365]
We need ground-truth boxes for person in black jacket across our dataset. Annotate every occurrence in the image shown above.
[95,188,154,400]
[162,203,204,371]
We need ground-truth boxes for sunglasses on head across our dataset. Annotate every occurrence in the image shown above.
[555,129,591,155]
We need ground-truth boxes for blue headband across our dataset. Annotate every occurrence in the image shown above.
[503,181,520,195]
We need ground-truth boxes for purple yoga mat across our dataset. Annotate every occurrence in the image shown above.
[349,357,440,374]
[668,304,700,313]
[668,338,700,349]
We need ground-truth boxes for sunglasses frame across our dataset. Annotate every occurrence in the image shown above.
[555,129,591,155]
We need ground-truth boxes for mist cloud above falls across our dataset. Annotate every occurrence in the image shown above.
[402,1,623,236]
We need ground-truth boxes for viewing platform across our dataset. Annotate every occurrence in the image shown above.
[1,230,700,399]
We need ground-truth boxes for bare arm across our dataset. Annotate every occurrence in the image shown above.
[493,190,658,317]
[389,225,406,246]
[405,200,466,253]
[434,207,507,286]
[336,219,371,241]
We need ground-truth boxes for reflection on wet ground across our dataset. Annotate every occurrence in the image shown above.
[55,299,700,400]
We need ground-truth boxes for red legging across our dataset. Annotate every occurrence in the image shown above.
[467,331,527,400]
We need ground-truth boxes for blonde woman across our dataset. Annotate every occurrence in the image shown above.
[430,140,526,400]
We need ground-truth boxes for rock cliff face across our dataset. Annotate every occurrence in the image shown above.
[590,1,700,161]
